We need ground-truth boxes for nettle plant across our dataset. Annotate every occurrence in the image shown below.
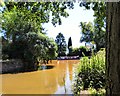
[77,49,105,90]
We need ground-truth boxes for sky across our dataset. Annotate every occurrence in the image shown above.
[42,3,95,48]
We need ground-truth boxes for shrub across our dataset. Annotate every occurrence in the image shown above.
[73,49,105,94]
[79,46,88,51]
[68,46,91,57]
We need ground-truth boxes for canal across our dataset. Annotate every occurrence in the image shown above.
[1,60,79,94]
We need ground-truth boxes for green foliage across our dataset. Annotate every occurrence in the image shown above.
[80,21,105,51]
[79,2,106,22]
[79,46,88,52]
[2,7,42,41]
[78,49,105,89]
[71,47,80,56]
[3,2,74,26]
[1,2,74,70]
[2,31,57,71]
[72,73,82,95]
[75,46,87,56]
[88,88,106,96]
[1,2,65,71]
[73,49,105,95]
[55,32,67,56]
[79,2,106,51]
[80,22,94,43]
[25,32,57,64]
[67,46,90,57]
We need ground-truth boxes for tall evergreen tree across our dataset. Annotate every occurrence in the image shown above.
[55,32,67,57]
[68,37,72,54]
[68,37,72,48]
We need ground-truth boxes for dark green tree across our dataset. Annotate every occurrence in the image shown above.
[55,32,67,57]
[68,37,72,47]
[68,37,72,54]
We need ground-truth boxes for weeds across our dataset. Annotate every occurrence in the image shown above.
[73,49,105,95]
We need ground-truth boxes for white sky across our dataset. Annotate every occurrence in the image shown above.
[42,3,95,48]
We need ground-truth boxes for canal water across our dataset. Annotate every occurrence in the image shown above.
[1,60,79,94]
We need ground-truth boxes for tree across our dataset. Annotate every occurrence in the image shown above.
[55,32,67,56]
[80,2,120,95]
[40,37,58,63]
[68,37,72,54]
[1,2,74,70]
[1,2,74,40]
[79,2,106,51]
[106,2,120,95]
[80,22,94,43]
[79,2,106,22]
[80,21,105,51]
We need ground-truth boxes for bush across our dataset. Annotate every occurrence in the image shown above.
[73,49,105,94]
[68,46,91,57]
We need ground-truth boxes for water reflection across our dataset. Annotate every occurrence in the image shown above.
[1,60,79,94]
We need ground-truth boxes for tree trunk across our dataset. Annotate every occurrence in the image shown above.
[106,2,120,95]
